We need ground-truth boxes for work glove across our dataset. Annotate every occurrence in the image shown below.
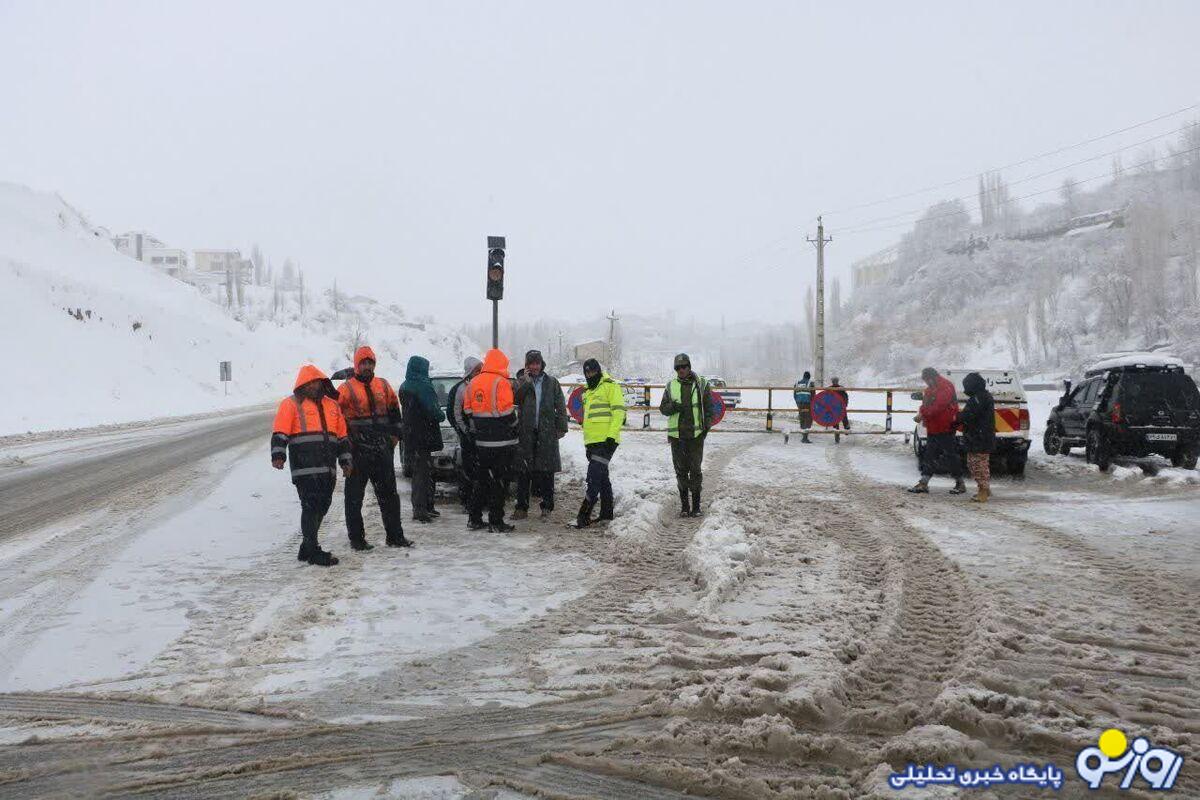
[604,438,617,448]
[271,457,285,470]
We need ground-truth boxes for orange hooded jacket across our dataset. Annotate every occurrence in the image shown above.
[271,365,352,484]
[463,349,518,448]
[336,345,402,446]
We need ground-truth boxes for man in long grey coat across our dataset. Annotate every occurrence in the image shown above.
[513,349,568,519]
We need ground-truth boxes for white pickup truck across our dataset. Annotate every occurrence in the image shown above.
[709,377,742,408]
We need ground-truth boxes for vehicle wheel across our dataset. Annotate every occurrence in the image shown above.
[1042,426,1062,456]
[1172,446,1199,470]
[1007,453,1027,477]
[1086,428,1111,472]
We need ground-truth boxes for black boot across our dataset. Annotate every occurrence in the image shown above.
[598,497,614,521]
[386,535,413,548]
[489,521,515,533]
[678,490,690,518]
[308,548,339,567]
[690,490,702,517]
[427,508,441,518]
[575,499,594,528]
[298,541,312,562]
[349,538,374,551]
[467,517,487,531]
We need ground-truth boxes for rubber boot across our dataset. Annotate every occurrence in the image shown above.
[679,489,690,518]
[308,548,339,567]
[907,479,930,494]
[598,497,614,522]
[350,538,374,552]
[971,487,990,503]
[801,432,811,444]
[489,521,515,533]
[690,491,702,517]
[575,499,594,528]
[949,478,967,495]
[298,541,311,562]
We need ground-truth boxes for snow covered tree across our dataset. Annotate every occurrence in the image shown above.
[251,243,264,285]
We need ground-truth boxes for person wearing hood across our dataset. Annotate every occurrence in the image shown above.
[513,350,569,519]
[335,346,408,550]
[576,358,626,528]
[447,356,483,510]
[794,372,814,443]
[463,349,519,532]
[830,376,850,444]
[659,353,718,517]
[272,365,353,567]
[400,355,446,523]
[957,372,996,502]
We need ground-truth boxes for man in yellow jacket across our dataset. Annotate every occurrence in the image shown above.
[576,358,626,528]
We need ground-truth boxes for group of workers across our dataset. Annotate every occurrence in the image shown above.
[271,347,720,566]
[792,372,851,443]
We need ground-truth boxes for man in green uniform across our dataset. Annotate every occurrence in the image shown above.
[659,353,718,517]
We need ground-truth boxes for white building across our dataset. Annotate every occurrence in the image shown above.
[143,247,188,278]
[851,245,898,291]
[113,231,166,261]
[193,249,243,274]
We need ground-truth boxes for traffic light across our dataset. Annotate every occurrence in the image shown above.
[486,236,505,300]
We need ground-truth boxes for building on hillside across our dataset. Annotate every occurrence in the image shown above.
[194,249,243,274]
[573,339,610,365]
[144,248,188,277]
[113,231,166,261]
[851,245,898,291]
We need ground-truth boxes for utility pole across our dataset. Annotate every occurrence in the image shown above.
[607,309,620,370]
[807,216,832,387]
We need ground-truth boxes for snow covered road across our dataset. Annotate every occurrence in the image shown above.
[0,424,1196,797]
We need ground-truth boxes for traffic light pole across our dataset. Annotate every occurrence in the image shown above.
[492,299,498,349]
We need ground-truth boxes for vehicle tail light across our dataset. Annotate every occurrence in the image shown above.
[1019,409,1030,431]
[1111,402,1123,424]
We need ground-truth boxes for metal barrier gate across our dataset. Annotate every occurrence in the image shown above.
[563,383,926,437]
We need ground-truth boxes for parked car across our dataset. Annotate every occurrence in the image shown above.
[1043,356,1200,471]
[709,377,742,408]
[913,369,1031,475]
[400,372,465,482]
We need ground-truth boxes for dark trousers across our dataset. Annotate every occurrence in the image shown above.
[921,432,964,480]
[408,448,435,515]
[670,435,705,496]
[797,407,812,428]
[297,478,334,551]
[584,442,617,508]
[472,447,513,524]
[344,450,404,543]
[834,415,851,443]
[459,438,477,509]
[516,470,555,511]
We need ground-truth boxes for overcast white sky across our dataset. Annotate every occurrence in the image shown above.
[2,1,1197,325]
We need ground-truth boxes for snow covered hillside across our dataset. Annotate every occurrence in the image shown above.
[0,183,472,435]
[837,128,1200,383]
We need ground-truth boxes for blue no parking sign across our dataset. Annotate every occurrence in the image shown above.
[811,390,846,427]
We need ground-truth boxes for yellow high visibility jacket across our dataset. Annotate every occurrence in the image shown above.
[582,374,626,445]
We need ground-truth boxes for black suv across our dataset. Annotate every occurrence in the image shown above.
[1043,364,1200,470]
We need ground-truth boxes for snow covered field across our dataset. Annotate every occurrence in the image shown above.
[1,413,1196,797]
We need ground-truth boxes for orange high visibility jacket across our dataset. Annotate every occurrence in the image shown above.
[337,374,402,443]
[463,349,518,448]
[271,364,352,484]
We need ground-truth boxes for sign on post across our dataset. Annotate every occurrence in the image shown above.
[811,390,846,427]
[219,361,232,395]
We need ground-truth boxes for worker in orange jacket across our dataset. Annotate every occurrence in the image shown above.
[271,365,353,566]
[336,346,409,549]
[462,349,520,532]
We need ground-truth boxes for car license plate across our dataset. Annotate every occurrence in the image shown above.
[1146,433,1177,442]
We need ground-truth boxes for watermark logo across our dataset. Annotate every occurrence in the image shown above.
[888,763,1063,790]
[1075,728,1183,791]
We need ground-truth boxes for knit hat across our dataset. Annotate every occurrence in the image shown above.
[673,353,691,369]
[583,358,602,374]
[525,349,545,368]
[463,355,482,377]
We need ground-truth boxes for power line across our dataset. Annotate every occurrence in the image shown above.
[822,100,1200,218]
[831,144,1200,238]
[836,122,1197,234]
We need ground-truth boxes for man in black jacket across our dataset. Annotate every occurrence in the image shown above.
[447,356,482,510]
[958,372,996,503]
[399,355,445,523]
[513,350,569,519]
